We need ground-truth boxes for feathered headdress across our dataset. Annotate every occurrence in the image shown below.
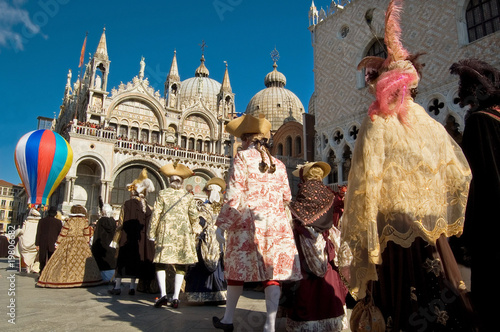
[382,0,409,66]
[450,58,500,110]
[358,0,420,124]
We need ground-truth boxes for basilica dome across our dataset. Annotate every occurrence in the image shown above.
[245,62,304,131]
[178,55,221,111]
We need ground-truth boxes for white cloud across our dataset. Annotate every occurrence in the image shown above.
[0,0,42,52]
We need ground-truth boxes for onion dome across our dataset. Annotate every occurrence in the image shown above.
[245,61,304,131]
[264,63,287,87]
[195,55,210,77]
[178,55,221,110]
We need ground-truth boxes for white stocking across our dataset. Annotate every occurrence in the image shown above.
[221,284,243,324]
[156,270,167,297]
[173,273,184,300]
[114,277,121,289]
[264,285,280,332]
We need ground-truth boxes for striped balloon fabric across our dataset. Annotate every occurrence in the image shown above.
[14,129,73,206]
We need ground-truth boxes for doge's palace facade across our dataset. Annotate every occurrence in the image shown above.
[308,0,500,187]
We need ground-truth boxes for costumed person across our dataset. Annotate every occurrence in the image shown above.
[109,168,156,295]
[18,208,41,273]
[0,231,8,258]
[339,1,476,331]
[91,203,117,282]
[333,185,346,227]
[212,114,301,332]
[184,177,227,304]
[281,162,348,331]
[35,206,62,275]
[450,58,500,332]
[147,162,201,309]
[36,205,102,288]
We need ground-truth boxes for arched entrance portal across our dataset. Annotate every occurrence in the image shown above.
[74,159,102,223]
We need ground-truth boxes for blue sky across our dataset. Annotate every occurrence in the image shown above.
[0,0,328,185]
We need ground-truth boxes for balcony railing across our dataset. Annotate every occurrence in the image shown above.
[69,124,230,166]
[72,124,116,139]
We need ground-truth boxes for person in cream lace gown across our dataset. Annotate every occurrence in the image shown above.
[339,1,475,331]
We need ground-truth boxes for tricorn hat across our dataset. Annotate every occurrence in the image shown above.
[225,114,272,138]
[160,161,194,179]
[292,161,331,179]
[205,177,226,191]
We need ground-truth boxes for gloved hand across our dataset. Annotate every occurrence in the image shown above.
[109,241,118,248]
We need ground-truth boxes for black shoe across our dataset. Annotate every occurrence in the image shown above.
[128,289,135,295]
[212,316,234,332]
[171,299,179,309]
[154,295,169,308]
[108,288,121,295]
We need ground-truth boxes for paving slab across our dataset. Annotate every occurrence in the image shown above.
[0,258,353,331]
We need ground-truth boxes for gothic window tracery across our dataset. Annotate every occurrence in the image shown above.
[333,130,344,145]
[349,125,359,140]
[428,98,445,116]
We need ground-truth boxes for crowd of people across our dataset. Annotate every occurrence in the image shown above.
[66,119,228,158]
[8,1,499,331]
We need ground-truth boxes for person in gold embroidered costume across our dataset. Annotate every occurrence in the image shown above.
[184,177,228,304]
[148,162,201,308]
[339,1,475,330]
[37,205,102,288]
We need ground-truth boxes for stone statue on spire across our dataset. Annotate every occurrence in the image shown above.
[139,56,145,79]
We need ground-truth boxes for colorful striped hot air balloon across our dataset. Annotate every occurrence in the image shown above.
[14,129,73,207]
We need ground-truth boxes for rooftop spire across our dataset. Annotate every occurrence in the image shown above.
[95,27,108,59]
[220,61,232,93]
[167,50,180,81]
[265,48,286,88]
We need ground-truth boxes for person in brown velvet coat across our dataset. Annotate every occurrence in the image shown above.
[108,169,156,295]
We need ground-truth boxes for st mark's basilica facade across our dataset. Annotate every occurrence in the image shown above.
[50,29,307,222]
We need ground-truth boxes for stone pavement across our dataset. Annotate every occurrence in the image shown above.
[0,259,351,332]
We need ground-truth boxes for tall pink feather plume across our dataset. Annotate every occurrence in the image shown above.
[383,0,409,67]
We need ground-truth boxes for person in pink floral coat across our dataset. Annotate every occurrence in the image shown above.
[212,114,301,332]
